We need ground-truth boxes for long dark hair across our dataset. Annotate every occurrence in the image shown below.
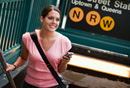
[41,5,61,18]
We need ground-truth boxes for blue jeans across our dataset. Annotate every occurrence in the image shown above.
[23,81,61,88]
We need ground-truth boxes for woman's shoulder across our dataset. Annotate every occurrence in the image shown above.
[57,32,71,45]
[58,32,70,41]
[22,32,30,39]
[57,32,72,51]
[23,29,39,36]
[22,32,33,48]
[23,32,30,35]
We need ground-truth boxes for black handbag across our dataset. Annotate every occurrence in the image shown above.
[30,32,66,88]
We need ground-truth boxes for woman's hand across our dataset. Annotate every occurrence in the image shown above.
[1,63,16,72]
[61,55,72,64]
[58,55,72,73]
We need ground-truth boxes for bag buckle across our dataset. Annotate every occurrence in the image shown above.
[47,64,52,68]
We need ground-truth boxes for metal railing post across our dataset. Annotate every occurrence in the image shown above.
[0,49,16,88]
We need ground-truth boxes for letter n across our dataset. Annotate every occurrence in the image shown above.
[73,10,80,19]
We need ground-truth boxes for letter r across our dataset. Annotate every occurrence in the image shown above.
[90,14,97,23]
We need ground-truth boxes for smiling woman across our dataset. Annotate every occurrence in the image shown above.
[40,10,60,32]
[2,5,72,88]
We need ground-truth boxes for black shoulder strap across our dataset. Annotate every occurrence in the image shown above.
[30,32,65,88]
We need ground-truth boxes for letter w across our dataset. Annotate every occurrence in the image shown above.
[103,20,112,28]
[73,10,80,18]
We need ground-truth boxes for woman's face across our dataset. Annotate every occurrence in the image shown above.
[41,10,60,32]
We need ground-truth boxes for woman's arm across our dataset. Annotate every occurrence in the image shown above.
[6,41,29,71]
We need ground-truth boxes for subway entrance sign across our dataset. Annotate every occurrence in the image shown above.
[66,0,130,42]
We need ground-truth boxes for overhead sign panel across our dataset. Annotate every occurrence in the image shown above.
[67,0,130,41]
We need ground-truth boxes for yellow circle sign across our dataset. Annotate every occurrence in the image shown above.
[100,16,115,31]
[86,11,101,26]
[69,7,84,22]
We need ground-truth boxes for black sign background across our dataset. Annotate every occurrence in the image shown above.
[66,0,130,41]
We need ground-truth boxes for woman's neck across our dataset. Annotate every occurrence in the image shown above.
[39,28,57,39]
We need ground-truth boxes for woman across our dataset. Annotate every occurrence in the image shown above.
[4,5,72,88]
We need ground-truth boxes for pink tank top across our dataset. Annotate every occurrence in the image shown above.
[22,29,72,88]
